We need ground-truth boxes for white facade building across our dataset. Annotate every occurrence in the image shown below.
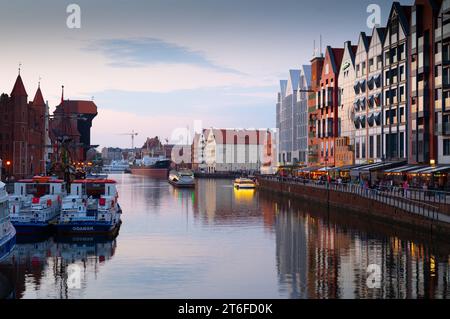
[196,128,275,173]
[338,41,357,143]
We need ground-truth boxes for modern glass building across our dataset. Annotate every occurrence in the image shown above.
[276,67,311,166]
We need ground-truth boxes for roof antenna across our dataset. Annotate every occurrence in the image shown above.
[320,34,323,57]
[313,39,316,57]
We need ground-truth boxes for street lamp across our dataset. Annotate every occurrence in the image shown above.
[5,160,11,181]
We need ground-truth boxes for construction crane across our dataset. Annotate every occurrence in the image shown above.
[118,130,139,149]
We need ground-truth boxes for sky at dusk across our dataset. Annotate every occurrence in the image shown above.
[0,0,412,148]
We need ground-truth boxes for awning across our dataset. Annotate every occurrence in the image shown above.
[299,166,323,173]
[368,113,375,126]
[408,165,450,175]
[360,115,367,128]
[368,95,375,107]
[367,76,374,89]
[354,116,361,129]
[384,165,425,173]
[318,166,334,172]
[374,112,381,125]
[330,164,364,172]
[360,97,366,109]
[359,79,366,87]
[350,161,407,176]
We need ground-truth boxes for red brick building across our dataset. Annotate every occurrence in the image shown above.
[315,46,345,167]
[0,74,47,179]
[308,54,324,165]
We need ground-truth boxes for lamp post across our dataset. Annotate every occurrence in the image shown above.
[5,160,11,181]
[325,155,330,212]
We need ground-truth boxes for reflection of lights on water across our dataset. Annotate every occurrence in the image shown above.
[172,189,195,204]
[233,188,255,203]
[430,255,436,277]
[392,237,401,256]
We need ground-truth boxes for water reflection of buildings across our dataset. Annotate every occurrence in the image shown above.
[192,179,274,229]
[273,197,450,299]
[0,237,117,299]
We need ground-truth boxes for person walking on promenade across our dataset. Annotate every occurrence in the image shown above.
[402,180,409,198]
[363,180,369,196]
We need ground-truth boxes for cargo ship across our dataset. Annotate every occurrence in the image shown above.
[131,157,172,179]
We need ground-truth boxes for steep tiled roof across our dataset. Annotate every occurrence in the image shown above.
[10,75,27,97]
[32,87,45,106]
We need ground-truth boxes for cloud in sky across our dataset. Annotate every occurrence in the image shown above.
[91,85,277,148]
[87,37,244,75]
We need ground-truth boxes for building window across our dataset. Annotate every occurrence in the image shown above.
[356,142,360,159]
[398,44,405,61]
[361,140,366,159]
[376,135,381,158]
[369,136,374,159]
[400,132,405,158]
[444,140,450,156]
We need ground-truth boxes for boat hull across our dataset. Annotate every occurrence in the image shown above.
[234,185,256,189]
[0,230,16,262]
[11,222,54,235]
[131,168,169,179]
[55,220,122,236]
[168,180,195,188]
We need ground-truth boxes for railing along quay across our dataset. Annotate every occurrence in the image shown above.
[258,176,450,224]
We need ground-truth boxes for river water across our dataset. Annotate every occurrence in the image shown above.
[0,174,449,299]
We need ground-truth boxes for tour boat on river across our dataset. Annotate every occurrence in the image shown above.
[0,182,16,261]
[55,178,122,236]
[8,176,66,234]
[168,170,196,188]
[233,178,256,189]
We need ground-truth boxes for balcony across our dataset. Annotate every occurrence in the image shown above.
[436,75,443,87]
[418,81,424,92]
[436,53,443,65]
[436,122,450,135]
[435,100,442,112]
[436,23,450,41]
[445,97,450,111]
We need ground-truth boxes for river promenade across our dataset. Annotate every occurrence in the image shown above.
[257,175,450,238]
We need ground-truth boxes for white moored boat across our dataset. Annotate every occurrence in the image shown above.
[8,176,66,234]
[168,170,195,188]
[0,182,16,261]
[56,178,122,236]
[233,178,256,189]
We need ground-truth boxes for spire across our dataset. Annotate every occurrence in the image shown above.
[11,74,28,97]
[61,85,65,104]
[32,86,45,106]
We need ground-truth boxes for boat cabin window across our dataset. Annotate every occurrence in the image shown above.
[0,201,8,219]
[84,183,106,199]
[26,184,50,197]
